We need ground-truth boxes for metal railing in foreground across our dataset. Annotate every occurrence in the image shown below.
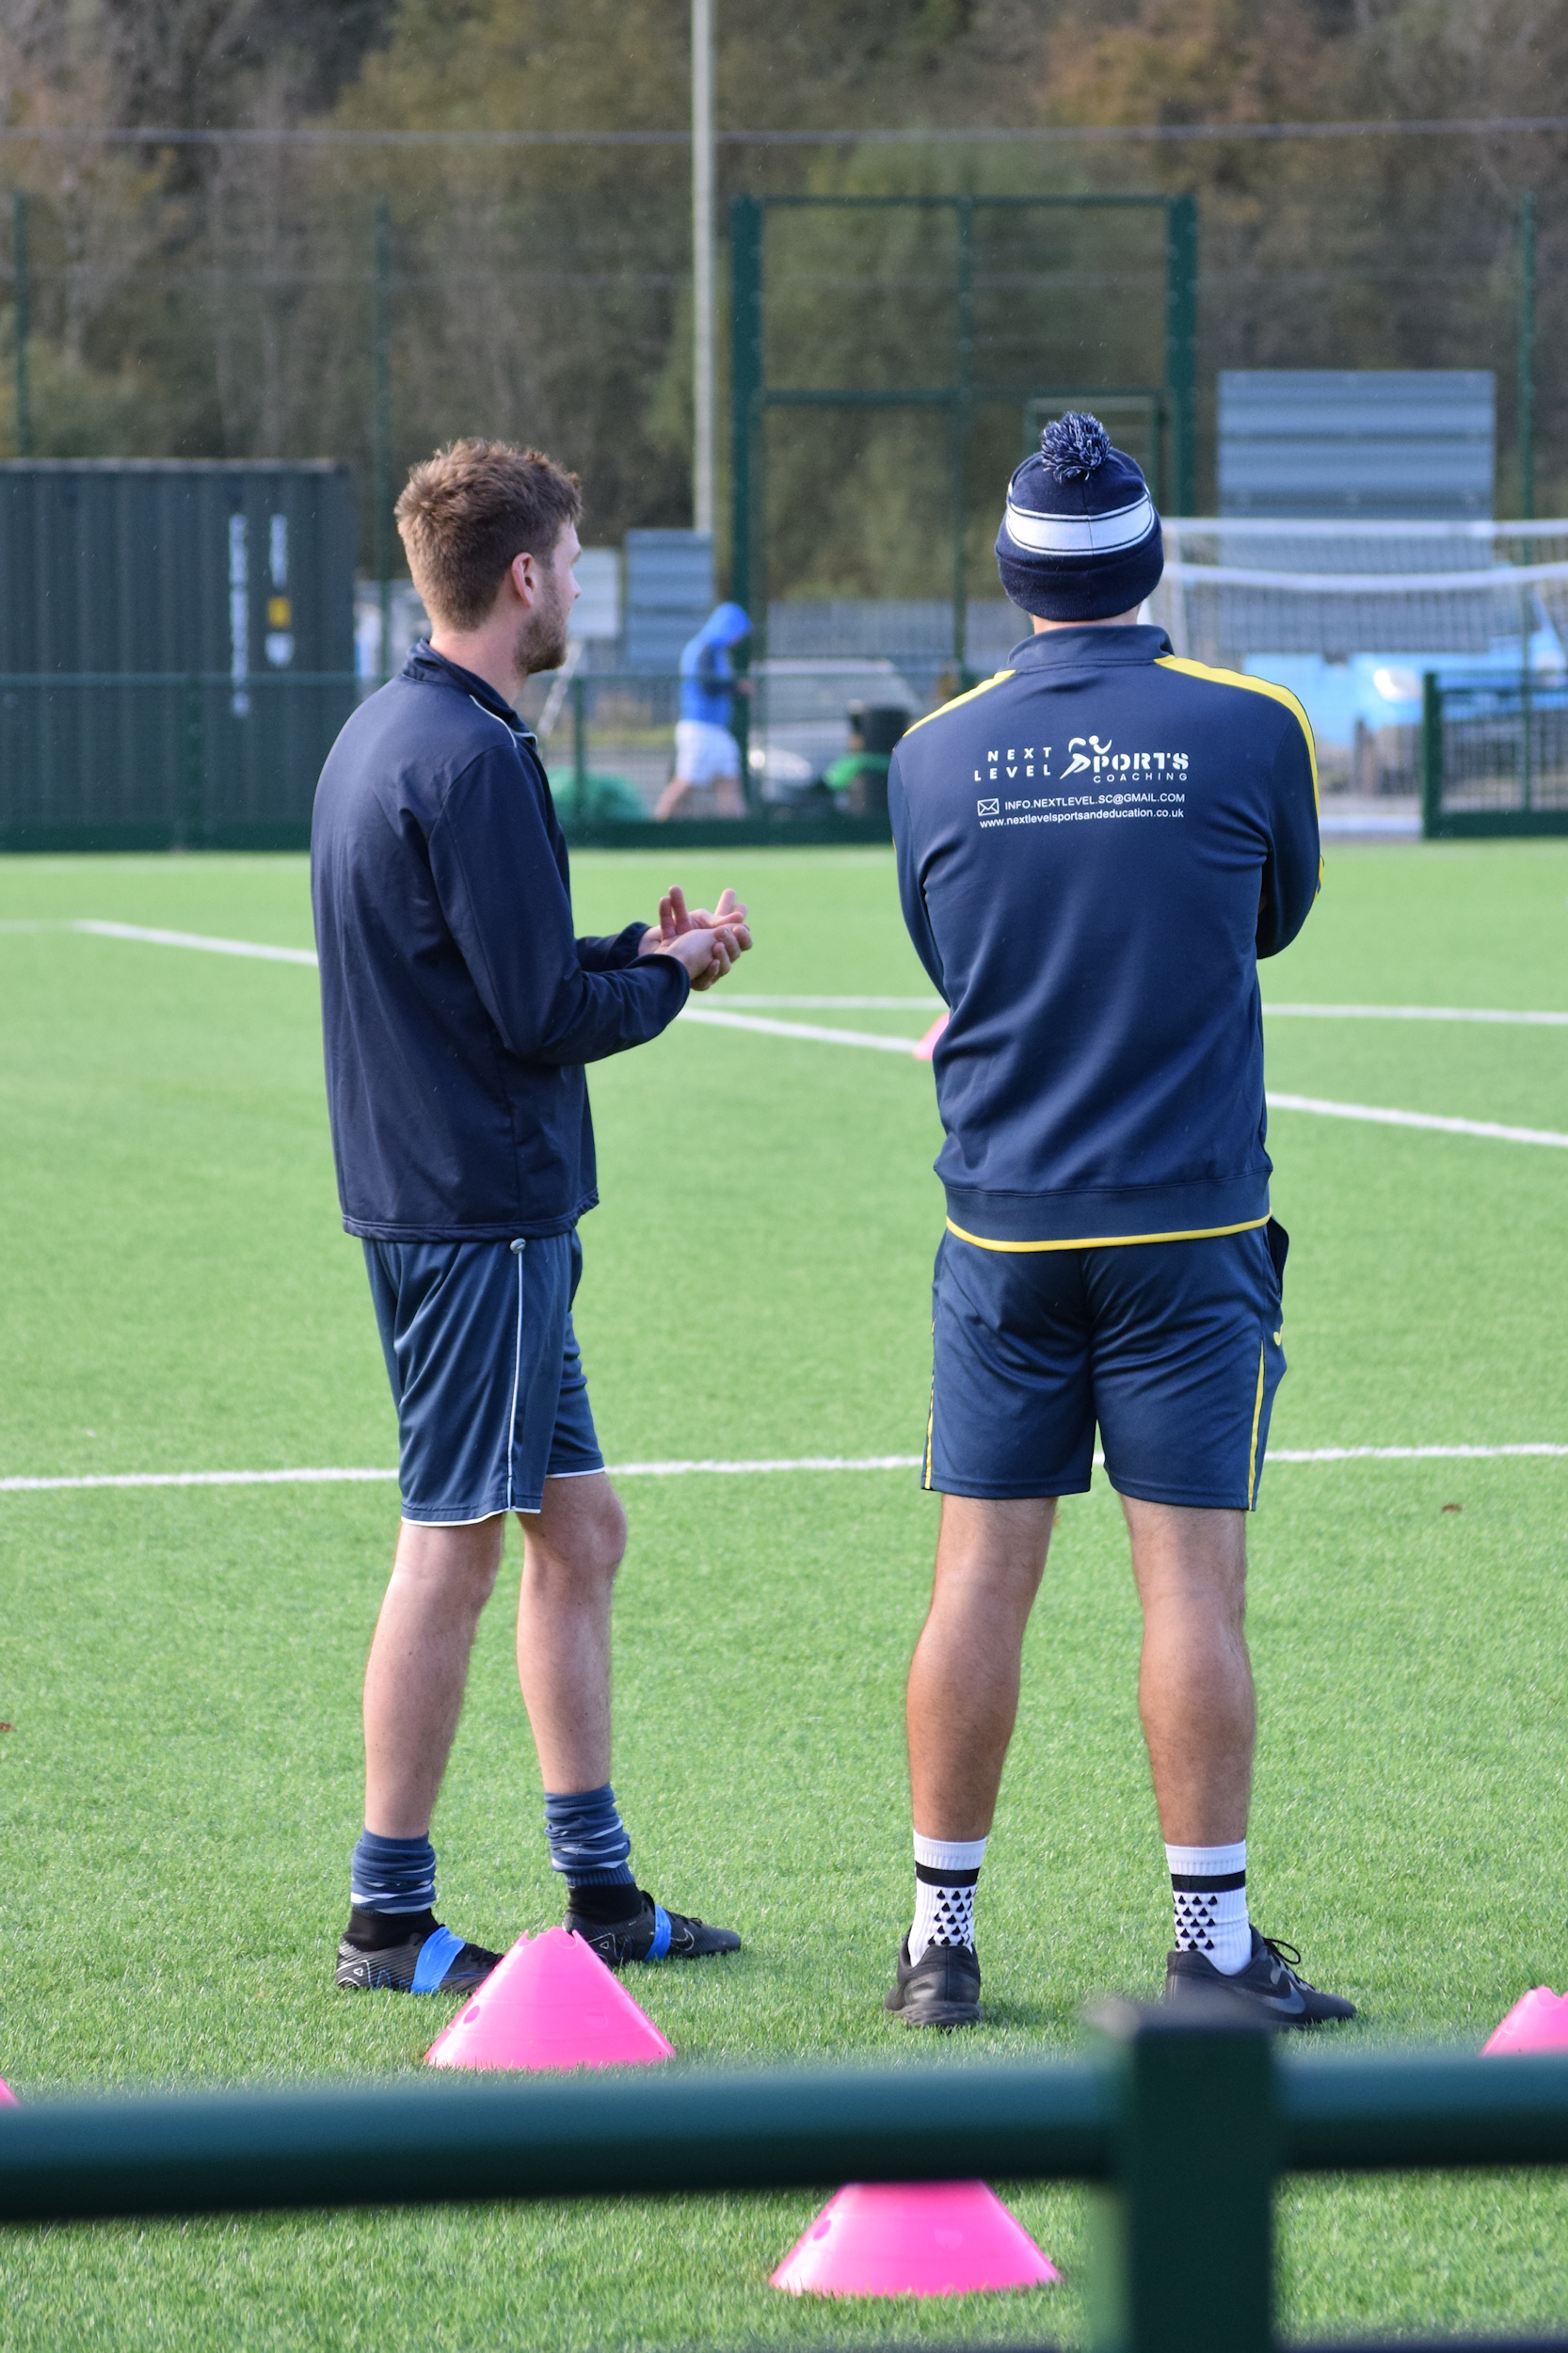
[4,2007,1568,2353]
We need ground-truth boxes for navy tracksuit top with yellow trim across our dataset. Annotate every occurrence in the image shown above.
[888,623,1320,1247]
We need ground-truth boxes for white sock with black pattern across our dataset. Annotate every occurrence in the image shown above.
[909,1831,986,1962]
[1166,1838,1251,1974]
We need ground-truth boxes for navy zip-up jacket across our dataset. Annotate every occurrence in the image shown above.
[888,625,1320,1248]
[311,645,688,1241]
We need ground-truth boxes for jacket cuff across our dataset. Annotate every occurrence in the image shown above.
[577,919,652,973]
[635,952,693,1007]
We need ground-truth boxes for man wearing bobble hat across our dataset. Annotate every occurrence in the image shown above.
[883,413,1353,2030]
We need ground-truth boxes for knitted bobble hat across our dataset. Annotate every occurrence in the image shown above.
[995,411,1164,622]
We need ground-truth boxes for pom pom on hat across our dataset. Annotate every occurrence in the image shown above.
[995,408,1163,622]
[1041,411,1111,482]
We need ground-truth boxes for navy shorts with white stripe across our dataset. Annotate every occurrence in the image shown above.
[363,1229,603,1524]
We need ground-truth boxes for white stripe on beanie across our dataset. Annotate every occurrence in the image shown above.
[1002,492,1156,557]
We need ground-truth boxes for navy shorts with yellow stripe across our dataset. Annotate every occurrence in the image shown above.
[925,1221,1288,1511]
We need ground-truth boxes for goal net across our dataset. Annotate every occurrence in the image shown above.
[1149,520,1568,664]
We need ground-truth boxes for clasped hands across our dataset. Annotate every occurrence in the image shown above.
[640,885,752,991]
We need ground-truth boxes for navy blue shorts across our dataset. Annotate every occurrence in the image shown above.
[363,1230,604,1524]
[925,1222,1287,1512]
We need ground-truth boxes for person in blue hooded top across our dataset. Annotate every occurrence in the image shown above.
[882,412,1355,2037]
[654,600,752,820]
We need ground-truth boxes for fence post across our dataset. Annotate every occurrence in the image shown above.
[951,195,975,676]
[1165,194,1198,516]
[177,675,205,850]
[1420,671,1443,840]
[571,672,587,828]
[1088,2004,1275,2353]
[372,197,392,686]
[728,193,762,808]
[12,189,30,459]
[1517,192,1535,523]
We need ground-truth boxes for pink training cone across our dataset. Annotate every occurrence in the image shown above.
[424,1928,674,2073]
[0,2079,15,2106]
[913,1014,949,1063]
[770,2181,1060,2298]
[1482,1986,1568,2055]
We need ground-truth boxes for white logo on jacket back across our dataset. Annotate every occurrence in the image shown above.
[973,736,1190,785]
[969,733,1192,829]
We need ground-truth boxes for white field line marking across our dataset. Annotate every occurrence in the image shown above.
[680,1006,921,1054]
[0,1467,398,1493]
[721,997,1568,1025]
[1271,1444,1568,1462]
[74,919,319,966]
[718,995,942,1010]
[53,921,1568,1137]
[5,1445,1568,1496]
[1264,1001,1568,1027]
[47,927,1568,1034]
[50,928,1568,1031]
[0,1458,920,1495]
[1266,1091,1568,1149]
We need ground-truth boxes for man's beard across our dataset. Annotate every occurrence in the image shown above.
[515,578,570,678]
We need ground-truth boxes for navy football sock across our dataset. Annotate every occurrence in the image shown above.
[348,1828,438,1936]
[545,1784,636,1913]
[565,1881,645,1927]
[346,1905,437,1952]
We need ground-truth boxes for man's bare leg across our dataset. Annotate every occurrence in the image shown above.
[515,1472,626,1791]
[895,1491,1261,2016]
[891,1495,1054,2021]
[516,1472,742,1961]
[653,775,696,820]
[360,1478,628,1838]
[906,1495,1056,1839]
[362,1515,505,1837]
[1122,1497,1254,1845]
[341,1515,508,1990]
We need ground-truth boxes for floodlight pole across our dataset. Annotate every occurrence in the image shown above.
[12,189,30,459]
[691,0,716,539]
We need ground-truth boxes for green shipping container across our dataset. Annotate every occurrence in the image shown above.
[0,460,357,850]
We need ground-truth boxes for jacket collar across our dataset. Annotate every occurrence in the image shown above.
[1006,623,1173,671]
[401,641,538,742]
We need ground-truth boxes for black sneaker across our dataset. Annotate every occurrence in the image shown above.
[335,1918,502,1994]
[564,1889,741,1967]
[1164,1928,1356,2028]
[884,1935,982,2028]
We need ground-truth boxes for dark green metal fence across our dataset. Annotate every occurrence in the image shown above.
[1421,671,1568,838]
[3,2009,1568,2353]
[728,191,1198,681]
[0,667,898,851]
[0,673,359,852]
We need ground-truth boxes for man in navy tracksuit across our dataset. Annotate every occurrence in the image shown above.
[884,414,1354,2029]
[312,440,745,1993]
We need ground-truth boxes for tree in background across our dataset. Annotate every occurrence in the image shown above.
[0,0,1559,582]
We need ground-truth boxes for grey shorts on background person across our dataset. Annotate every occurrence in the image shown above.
[363,1228,603,1523]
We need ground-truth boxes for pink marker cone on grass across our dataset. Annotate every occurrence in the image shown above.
[425,1927,673,2073]
[1482,1986,1568,2055]
[771,2180,1059,2297]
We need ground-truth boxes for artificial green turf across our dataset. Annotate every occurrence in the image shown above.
[1,843,1568,2346]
